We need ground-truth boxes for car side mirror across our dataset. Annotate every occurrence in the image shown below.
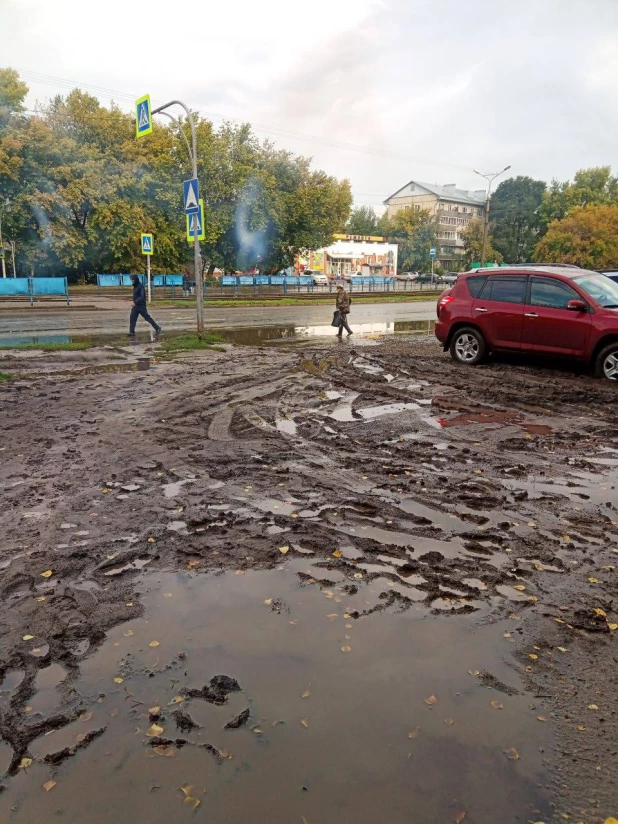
[567,300,587,312]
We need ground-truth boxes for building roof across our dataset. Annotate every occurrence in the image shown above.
[384,180,486,206]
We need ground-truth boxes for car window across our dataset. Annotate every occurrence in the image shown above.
[486,277,527,304]
[529,278,581,309]
[466,276,487,297]
[573,274,618,308]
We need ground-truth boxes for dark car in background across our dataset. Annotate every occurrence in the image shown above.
[435,266,618,381]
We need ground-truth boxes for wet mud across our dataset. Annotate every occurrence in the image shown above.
[1,334,617,822]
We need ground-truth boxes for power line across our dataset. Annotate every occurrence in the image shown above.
[15,67,475,174]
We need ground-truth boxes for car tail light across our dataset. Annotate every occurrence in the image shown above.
[437,295,455,317]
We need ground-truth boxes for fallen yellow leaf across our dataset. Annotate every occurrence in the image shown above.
[113,677,124,684]
[42,780,57,792]
[264,599,273,605]
[491,700,504,710]
[557,647,568,652]
[587,704,599,711]
[147,537,155,543]
[301,689,310,699]
[163,593,172,598]
[593,608,607,617]
[503,747,520,761]
[34,596,46,602]
[149,640,160,648]
[19,757,33,769]
[603,818,618,824]
[514,585,526,592]
[279,546,289,554]
[341,646,352,653]
[444,718,455,726]
[468,669,480,676]
[529,654,538,660]
[22,634,34,641]
[608,622,618,631]
[589,577,599,584]
[170,695,184,704]
[300,718,310,728]
[332,550,342,558]
[146,723,164,737]
[184,797,201,810]
[148,706,161,714]
[123,630,134,637]
[424,694,438,706]
[537,716,547,722]
[408,727,420,738]
[577,725,586,731]
[455,812,466,824]
[40,570,53,578]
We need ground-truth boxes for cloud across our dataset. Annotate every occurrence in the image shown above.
[2,0,617,205]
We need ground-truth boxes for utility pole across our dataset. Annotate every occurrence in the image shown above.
[0,213,6,279]
[473,165,511,266]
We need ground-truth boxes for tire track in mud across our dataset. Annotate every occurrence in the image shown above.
[1,337,618,812]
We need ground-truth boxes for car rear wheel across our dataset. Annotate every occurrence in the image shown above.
[449,327,486,366]
[594,342,618,381]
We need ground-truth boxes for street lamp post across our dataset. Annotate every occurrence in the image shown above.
[473,165,511,266]
[150,100,204,335]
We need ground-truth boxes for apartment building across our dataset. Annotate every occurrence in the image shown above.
[383,181,486,271]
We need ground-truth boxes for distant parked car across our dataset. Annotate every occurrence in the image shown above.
[601,270,618,284]
[310,272,329,285]
[416,272,441,284]
[440,273,459,284]
[396,271,419,281]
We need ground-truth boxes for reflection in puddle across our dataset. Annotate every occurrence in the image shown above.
[1,563,551,823]
[103,556,152,576]
[161,478,194,498]
[357,402,420,419]
[276,418,298,436]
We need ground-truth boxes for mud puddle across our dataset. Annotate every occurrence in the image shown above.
[0,564,551,824]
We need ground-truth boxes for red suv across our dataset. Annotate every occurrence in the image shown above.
[435,267,618,381]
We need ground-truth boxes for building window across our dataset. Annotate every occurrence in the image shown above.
[477,208,483,216]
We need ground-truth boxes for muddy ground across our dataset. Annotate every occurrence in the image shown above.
[0,333,617,823]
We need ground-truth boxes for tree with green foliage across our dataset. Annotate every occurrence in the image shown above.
[345,205,379,235]
[540,166,618,227]
[382,208,439,272]
[0,69,352,279]
[489,176,546,262]
[533,204,618,269]
[461,219,503,267]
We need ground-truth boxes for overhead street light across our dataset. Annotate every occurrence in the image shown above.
[474,165,511,266]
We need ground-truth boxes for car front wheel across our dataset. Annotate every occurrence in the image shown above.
[449,327,487,366]
[594,342,618,381]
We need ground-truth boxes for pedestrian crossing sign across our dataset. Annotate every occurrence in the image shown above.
[135,94,153,138]
[186,199,205,242]
[141,233,154,255]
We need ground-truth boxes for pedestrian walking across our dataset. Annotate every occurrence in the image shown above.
[128,275,161,337]
[335,285,353,337]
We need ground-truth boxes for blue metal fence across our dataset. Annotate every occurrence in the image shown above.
[0,277,69,305]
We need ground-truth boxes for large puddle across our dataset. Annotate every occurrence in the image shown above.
[1,562,552,823]
[0,320,435,350]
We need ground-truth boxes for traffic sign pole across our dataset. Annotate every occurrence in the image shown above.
[139,96,205,336]
[146,254,151,304]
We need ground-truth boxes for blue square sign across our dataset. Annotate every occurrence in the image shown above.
[183,178,200,215]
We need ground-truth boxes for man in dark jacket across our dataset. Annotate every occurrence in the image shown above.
[128,275,161,336]
[335,285,353,337]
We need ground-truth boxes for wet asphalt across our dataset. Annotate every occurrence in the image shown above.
[0,300,437,342]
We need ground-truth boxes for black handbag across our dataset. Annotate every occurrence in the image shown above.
[331,310,342,327]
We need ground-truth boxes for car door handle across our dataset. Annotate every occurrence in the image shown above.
[524,313,538,318]
[475,308,488,313]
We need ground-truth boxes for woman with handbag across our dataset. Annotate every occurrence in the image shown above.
[334,285,353,337]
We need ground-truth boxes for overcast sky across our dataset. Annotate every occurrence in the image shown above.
[2,0,617,210]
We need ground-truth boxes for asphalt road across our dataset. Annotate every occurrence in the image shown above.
[0,300,438,343]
